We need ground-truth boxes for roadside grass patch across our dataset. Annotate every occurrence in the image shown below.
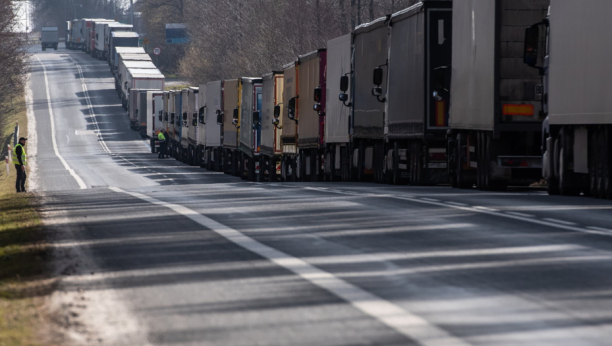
[0,91,51,346]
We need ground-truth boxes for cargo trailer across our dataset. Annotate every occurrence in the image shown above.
[98,22,132,61]
[238,78,263,181]
[89,20,114,54]
[65,21,72,48]
[115,54,152,94]
[448,0,549,190]
[195,84,207,167]
[122,68,164,109]
[222,79,240,176]
[295,49,326,182]
[325,34,352,181]
[113,47,146,74]
[384,1,452,186]
[351,15,390,182]
[110,32,140,68]
[182,87,200,165]
[528,0,612,198]
[165,91,176,155]
[260,72,284,182]
[203,81,224,171]
[67,19,83,49]
[144,91,165,143]
[80,19,105,52]
[41,27,58,51]
[281,62,298,181]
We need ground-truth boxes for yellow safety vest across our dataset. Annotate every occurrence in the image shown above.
[158,132,166,141]
[12,143,26,166]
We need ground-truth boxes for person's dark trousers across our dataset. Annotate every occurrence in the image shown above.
[15,164,26,192]
[158,142,166,158]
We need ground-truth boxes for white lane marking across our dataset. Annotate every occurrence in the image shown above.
[66,54,111,154]
[543,218,577,226]
[313,191,612,238]
[34,55,87,189]
[445,201,468,207]
[506,212,535,218]
[587,226,612,233]
[421,198,440,202]
[473,206,499,212]
[109,187,472,346]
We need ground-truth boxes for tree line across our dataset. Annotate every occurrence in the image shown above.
[0,0,28,111]
[141,0,419,83]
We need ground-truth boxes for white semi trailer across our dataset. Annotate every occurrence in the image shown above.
[527,0,612,198]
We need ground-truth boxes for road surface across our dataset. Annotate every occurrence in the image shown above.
[28,46,612,346]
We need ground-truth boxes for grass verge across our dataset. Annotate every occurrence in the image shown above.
[0,90,51,346]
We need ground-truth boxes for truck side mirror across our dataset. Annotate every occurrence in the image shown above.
[274,105,281,118]
[171,112,175,122]
[182,112,187,121]
[340,75,349,92]
[523,25,540,67]
[373,67,384,86]
[216,109,223,124]
[314,87,322,102]
[124,81,128,89]
[253,111,260,128]
[192,113,198,126]
[288,97,296,120]
[158,110,162,122]
[233,108,239,120]
[339,93,348,102]
[164,112,168,121]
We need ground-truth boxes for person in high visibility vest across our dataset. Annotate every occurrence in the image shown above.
[158,130,167,158]
[12,137,27,193]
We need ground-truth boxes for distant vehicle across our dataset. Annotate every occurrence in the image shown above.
[41,27,58,51]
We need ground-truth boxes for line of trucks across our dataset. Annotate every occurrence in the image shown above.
[68,0,612,200]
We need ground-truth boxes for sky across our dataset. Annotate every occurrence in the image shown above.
[13,0,30,33]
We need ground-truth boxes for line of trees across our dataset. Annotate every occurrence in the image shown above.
[139,0,419,83]
[0,0,29,109]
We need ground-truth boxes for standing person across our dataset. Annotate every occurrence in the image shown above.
[158,130,166,158]
[12,137,27,193]
[164,130,170,158]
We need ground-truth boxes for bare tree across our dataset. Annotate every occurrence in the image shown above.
[0,0,29,109]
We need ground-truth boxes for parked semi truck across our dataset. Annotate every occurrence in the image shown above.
[145,90,165,151]
[295,49,326,182]
[238,78,263,181]
[171,89,184,160]
[261,72,284,182]
[325,34,352,181]
[109,33,141,68]
[351,16,390,182]
[223,79,240,176]
[113,46,146,74]
[97,22,132,60]
[41,27,58,51]
[281,62,298,181]
[122,67,164,110]
[382,1,452,185]
[526,0,612,198]
[445,0,549,190]
[203,81,224,171]
[195,85,206,167]
[182,87,199,165]
[115,54,152,94]
[166,91,176,155]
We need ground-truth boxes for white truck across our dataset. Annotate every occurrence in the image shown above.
[325,34,352,181]
[96,22,132,61]
[202,81,224,171]
[123,68,164,113]
[113,47,146,75]
[527,0,612,198]
[195,84,207,167]
[41,27,58,51]
[260,72,284,181]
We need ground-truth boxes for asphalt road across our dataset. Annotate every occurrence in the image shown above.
[28,45,612,346]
